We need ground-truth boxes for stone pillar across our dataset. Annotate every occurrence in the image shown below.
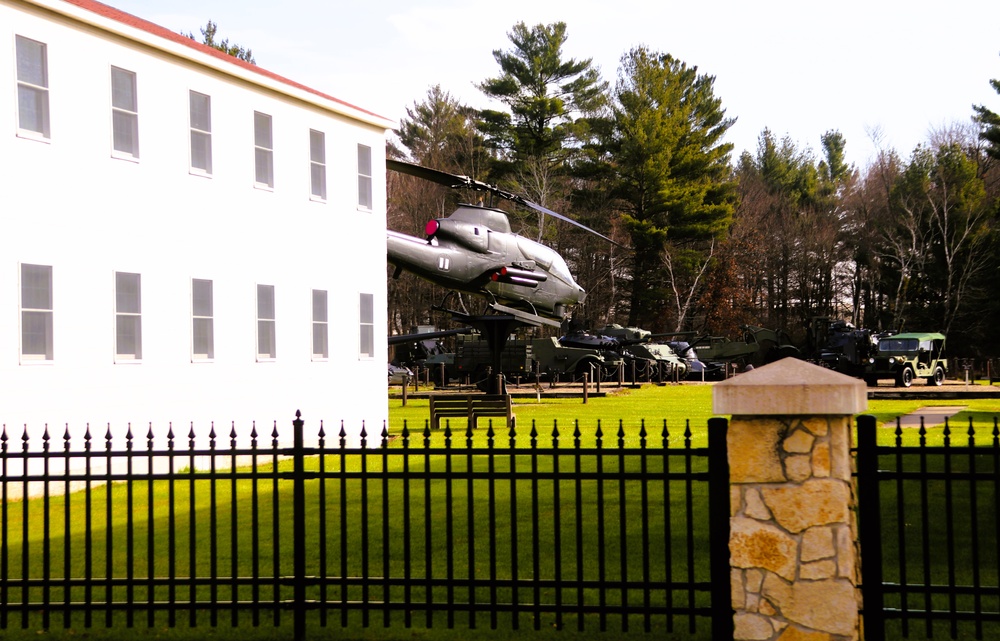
[713,358,867,641]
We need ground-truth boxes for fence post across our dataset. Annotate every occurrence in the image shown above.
[292,410,306,641]
[713,358,867,640]
[707,417,733,639]
[855,414,885,641]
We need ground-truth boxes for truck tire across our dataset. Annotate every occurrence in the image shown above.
[927,365,945,387]
[896,366,914,388]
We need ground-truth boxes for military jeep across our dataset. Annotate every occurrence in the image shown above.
[865,332,947,388]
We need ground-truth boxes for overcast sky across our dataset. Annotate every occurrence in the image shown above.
[109,0,1000,168]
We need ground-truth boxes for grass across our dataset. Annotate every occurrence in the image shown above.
[392,383,1000,448]
[3,383,1000,640]
[389,384,718,448]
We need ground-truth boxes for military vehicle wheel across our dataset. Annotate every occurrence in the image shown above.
[927,366,945,387]
[896,366,914,388]
[864,377,878,387]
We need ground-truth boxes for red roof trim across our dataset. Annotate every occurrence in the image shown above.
[55,0,389,123]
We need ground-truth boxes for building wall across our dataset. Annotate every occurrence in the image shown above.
[0,0,389,446]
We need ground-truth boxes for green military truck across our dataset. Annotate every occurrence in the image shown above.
[865,332,947,387]
[454,334,534,384]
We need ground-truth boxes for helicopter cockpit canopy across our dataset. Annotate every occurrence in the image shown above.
[517,237,574,285]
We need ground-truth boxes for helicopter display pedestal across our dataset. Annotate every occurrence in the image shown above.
[446,308,547,395]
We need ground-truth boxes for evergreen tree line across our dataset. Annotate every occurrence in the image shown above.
[388,22,1000,359]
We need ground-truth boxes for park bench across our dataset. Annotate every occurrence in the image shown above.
[429,394,515,430]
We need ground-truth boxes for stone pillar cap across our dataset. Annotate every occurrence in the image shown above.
[713,357,867,416]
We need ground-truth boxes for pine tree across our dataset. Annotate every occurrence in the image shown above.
[478,22,606,165]
[603,46,736,330]
[184,21,255,65]
[973,62,1000,160]
[477,22,608,246]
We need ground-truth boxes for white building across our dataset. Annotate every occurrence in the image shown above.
[0,0,392,446]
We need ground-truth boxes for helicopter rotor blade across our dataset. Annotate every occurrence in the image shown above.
[387,159,477,190]
[388,158,625,249]
[512,196,625,249]
[388,159,499,195]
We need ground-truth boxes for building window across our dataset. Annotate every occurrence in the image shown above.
[359,292,374,358]
[357,143,372,210]
[111,66,139,158]
[189,91,212,174]
[192,278,214,360]
[20,263,53,361]
[115,271,142,361]
[15,35,50,138]
[312,289,328,360]
[254,111,273,188]
[257,284,276,360]
[310,129,326,201]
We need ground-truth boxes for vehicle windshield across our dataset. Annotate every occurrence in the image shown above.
[518,239,575,284]
[878,338,918,352]
[548,252,574,283]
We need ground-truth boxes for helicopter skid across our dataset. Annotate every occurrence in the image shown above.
[488,303,560,328]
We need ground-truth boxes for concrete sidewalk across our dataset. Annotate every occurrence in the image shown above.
[886,405,967,429]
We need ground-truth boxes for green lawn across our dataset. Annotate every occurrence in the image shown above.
[390,384,719,448]
[391,383,1000,447]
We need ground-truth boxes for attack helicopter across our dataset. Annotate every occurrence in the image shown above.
[386,159,621,328]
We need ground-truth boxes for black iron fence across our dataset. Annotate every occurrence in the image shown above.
[857,414,1000,640]
[1,413,732,640]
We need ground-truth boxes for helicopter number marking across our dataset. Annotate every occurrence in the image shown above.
[438,257,450,271]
